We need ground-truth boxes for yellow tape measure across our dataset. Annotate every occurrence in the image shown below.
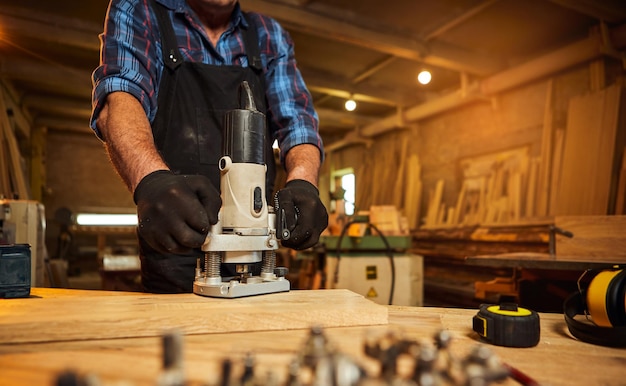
[473,303,540,348]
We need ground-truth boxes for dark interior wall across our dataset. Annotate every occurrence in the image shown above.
[418,77,556,217]
[44,131,133,258]
[44,131,133,216]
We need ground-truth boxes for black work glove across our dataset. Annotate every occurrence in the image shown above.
[133,170,221,254]
[275,179,328,250]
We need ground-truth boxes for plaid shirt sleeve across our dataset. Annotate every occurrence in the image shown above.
[91,0,160,139]
[251,14,323,162]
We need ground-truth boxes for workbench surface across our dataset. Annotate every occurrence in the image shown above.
[1,288,624,385]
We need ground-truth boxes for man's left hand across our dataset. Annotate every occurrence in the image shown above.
[275,179,328,250]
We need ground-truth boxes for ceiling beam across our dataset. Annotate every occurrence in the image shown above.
[0,59,92,98]
[22,95,92,120]
[546,0,626,23]
[300,68,415,106]
[425,0,500,40]
[0,6,100,51]
[351,56,397,84]
[240,0,502,76]
[316,107,378,129]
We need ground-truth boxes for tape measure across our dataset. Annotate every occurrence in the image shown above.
[473,303,540,348]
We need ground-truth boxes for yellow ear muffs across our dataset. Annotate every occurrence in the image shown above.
[564,267,626,347]
[586,269,626,327]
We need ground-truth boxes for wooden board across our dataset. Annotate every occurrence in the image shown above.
[2,290,625,386]
[0,90,29,199]
[536,78,553,216]
[616,146,626,214]
[0,289,388,344]
[555,215,626,261]
[554,84,621,215]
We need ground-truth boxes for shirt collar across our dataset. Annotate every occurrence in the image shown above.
[231,3,248,29]
[154,0,246,28]
[155,0,186,12]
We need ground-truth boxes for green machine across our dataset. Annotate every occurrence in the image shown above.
[321,232,423,306]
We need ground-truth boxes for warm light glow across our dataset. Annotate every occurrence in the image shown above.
[417,70,432,85]
[76,213,138,226]
[272,139,279,149]
[344,99,357,111]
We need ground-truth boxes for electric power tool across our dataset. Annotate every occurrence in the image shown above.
[193,81,289,298]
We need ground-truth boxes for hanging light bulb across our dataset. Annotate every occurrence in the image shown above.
[417,70,432,85]
[345,98,357,112]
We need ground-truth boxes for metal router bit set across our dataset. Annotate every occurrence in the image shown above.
[55,327,513,386]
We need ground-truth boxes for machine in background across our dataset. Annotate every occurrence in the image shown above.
[322,209,423,306]
[0,199,45,289]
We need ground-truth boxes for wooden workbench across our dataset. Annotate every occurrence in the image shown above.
[1,288,624,385]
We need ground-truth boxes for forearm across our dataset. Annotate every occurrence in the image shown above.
[96,91,169,192]
[284,144,322,188]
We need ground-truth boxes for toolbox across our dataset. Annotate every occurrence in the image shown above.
[0,244,31,298]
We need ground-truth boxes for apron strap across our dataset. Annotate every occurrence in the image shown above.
[240,13,268,115]
[150,0,183,71]
[241,13,264,74]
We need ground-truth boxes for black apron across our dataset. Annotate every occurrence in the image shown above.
[140,0,275,293]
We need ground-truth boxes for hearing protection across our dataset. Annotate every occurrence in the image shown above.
[563,266,626,347]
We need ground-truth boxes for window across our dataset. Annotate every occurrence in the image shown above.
[341,173,355,215]
[331,168,355,216]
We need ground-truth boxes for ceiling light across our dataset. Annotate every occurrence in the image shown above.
[344,98,357,112]
[417,70,432,85]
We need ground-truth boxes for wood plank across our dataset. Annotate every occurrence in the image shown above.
[0,111,11,197]
[525,157,539,217]
[536,79,554,216]
[615,146,626,214]
[554,84,621,215]
[392,137,409,208]
[548,128,565,216]
[0,289,388,344]
[424,179,444,227]
[403,153,422,229]
[453,180,467,224]
[555,215,626,261]
[1,290,625,386]
[0,90,29,199]
[465,252,616,270]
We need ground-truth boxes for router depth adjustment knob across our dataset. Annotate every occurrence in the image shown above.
[473,303,540,348]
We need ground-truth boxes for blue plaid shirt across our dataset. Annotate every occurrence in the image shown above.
[91,0,323,161]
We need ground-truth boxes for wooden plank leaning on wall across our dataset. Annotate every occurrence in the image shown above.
[553,83,621,215]
[0,85,30,200]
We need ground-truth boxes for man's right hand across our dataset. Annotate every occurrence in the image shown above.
[133,170,221,254]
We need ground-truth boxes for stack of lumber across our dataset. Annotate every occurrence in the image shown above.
[422,81,625,229]
[351,132,423,230]
[423,147,533,228]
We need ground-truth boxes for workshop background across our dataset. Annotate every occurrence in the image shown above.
[0,0,625,309]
